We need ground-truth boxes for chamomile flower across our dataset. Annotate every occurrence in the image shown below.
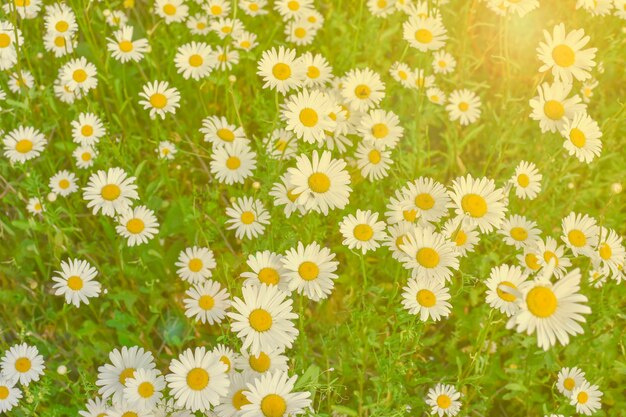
[106,401,153,417]
[561,212,598,256]
[403,15,448,52]
[187,13,210,35]
[212,142,258,184]
[595,227,625,277]
[215,371,253,417]
[507,268,590,350]
[536,236,572,278]
[235,349,289,377]
[60,57,98,94]
[537,23,597,83]
[79,397,110,417]
[3,126,47,164]
[358,109,403,149]
[83,168,139,217]
[384,222,419,261]
[0,343,45,386]
[107,25,149,63]
[269,175,307,218]
[71,112,106,146]
[184,280,231,325]
[266,128,298,160]
[282,89,336,144]
[26,197,45,215]
[46,2,76,33]
[354,141,393,181]
[588,267,608,288]
[3,0,42,19]
[211,344,238,374]
[577,0,613,15]
[385,189,419,225]
[211,46,239,71]
[228,284,299,355]
[390,61,413,88]
[400,177,450,224]
[450,174,507,233]
[52,258,101,307]
[285,19,317,45]
[138,81,181,120]
[556,366,587,397]
[205,0,230,17]
[166,347,229,412]
[225,196,270,240]
[240,370,312,417]
[287,151,352,215]
[498,214,541,249]
[368,0,396,16]
[123,368,165,410]
[96,346,156,403]
[274,0,314,19]
[105,10,128,27]
[570,381,603,415]
[400,226,460,282]
[8,70,34,94]
[0,378,22,413]
[257,47,305,94]
[282,242,339,300]
[341,68,385,112]
[299,52,332,88]
[241,250,291,292]
[408,68,435,90]
[175,42,214,80]
[43,32,74,57]
[0,21,23,71]
[529,81,585,133]
[511,161,542,200]
[446,89,481,125]
[580,79,598,103]
[158,140,177,160]
[201,116,248,148]
[155,0,188,23]
[517,246,542,273]
[441,217,480,257]
[54,78,81,103]
[560,112,602,163]
[485,264,527,317]
[74,145,97,169]
[427,87,446,105]
[432,50,456,74]
[401,277,452,321]
[176,246,217,283]
[210,17,242,39]
[339,210,387,254]
[115,205,160,247]
[425,384,461,417]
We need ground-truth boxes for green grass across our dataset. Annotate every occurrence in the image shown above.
[1,0,625,416]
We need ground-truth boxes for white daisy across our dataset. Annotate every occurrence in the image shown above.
[257,46,305,94]
[556,366,587,397]
[446,89,481,125]
[338,209,387,254]
[138,80,181,120]
[96,346,155,403]
[74,145,97,169]
[183,280,231,325]
[340,68,385,112]
[52,258,101,307]
[175,42,214,80]
[281,88,336,144]
[282,241,339,301]
[498,214,541,249]
[441,217,480,257]
[225,196,270,240]
[529,81,585,133]
[200,115,248,148]
[235,348,289,377]
[560,112,602,164]
[536,236,572,278]
[510,160,542,200]
[401,277,452,322]
[0,378,22,414]
[3,126,47,164]
[210,141,257,185]
[485,264,527,317]
[107,25,149,63]
[354,141,393,181]
[403,15,448,52]
[241,250,291,292]
[0,343,45,386]
[561,211,598,257]
[240,370,312,417]
[425,383,462,417]
[399,226,460,282]
[176,246,217,283]
[71,112,106,146]
[123,368,165,410]
[449,174,507,233]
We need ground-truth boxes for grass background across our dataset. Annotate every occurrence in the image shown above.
[1,0,625,415]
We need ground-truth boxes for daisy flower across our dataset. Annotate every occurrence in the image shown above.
[263,45,309,78]
[154,0,188,23]
[174,42,214,80]
[166,347,229,412]
[556,366,587,397]
[235,348,289,377]
[529,81,585,133]
[240,370,312,417]
[233,30,258,51]
[580,79,598,103]
[105,10,128,27]
[3,126,47,164]
[71,112,106,146]
[205,0,230,17]
[52,258,101,307]
[116,206,159,246]
[446,89,481,125]
[78,397,110,417]
[432,50,456,74]
[409,68,435,90]
[225,196,270,240]
[285,19,317,45]
[187,13,210,35]
[274,0,314,19]
[299,52,332,88]
[107,401,152,417]
[358,109,403,149]
[390,61,413,88]
[269,175,307,218]
[176,246,217,283]
[282,241,339,300]
[441,217,480,257]
[340,68,385,112]
[510,160,542,200]
[449,174,507,233]
[498,214,541,249]
[354,141,393,181]
[536,236,572,278]
[8,70,34,94]
[0,343,45,386]
[0,377,22,413]
[183,280,231,325]
[368,0,395,16]
[560,112,602,163]
[286,151,352,215]
[537,23,597,83]
[265,128,298,160]
[59,57,98,94]
[211,46,239,71]
[83,168,139,217]
[215,371,253,417]
[281,89,336,144]
[485,264,527,317]
[400,177,450,224]
[384,222,419,261]
[401,277,452,322]
[385,189,419,225]
[158,140,177,160]
[138,80,181,119]
[403,15,447,52]
[123,368,165,410]
[507,268,590,350]
[200,115,248,148]
[561,212,598,256]
[96,346,155,403]
[74,145,97,169]
[228,284,299,355]
[241,250,291,292]
[425,383,462,417]
[595,227,625,277]
[210,141,257,185]
[210,17,243,39]
[427,87,447,105]
[43,32,74,57]
[570,381,603,416]
[26,197,44,215]
[211,344,239,374]
[241,0,269,16]
[107,25,149,63]
[517,245,542,274]
[399,226,460,282]
[339,210,387,254]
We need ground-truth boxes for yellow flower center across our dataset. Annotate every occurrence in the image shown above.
[81,125,94,136]
[354,224,374,241]
[272,63,291,80]
[544,100,564,120]
[119,40,133,52]
[377,0,387,7]
[258,268,280,285]
[568,229,586,247]
[0,386,9,400]
[510,227,528,241]
[526,286,557,318]
[226,156,241,170]
[577,391,589,404]
[354,84,371,99]
[543,251,559,266]
[163,3,176,15]
[220,355,231,372]
[67,275,84,290]
[188,258,203,272]
[54,36,66,47]
[261,394,287,417]
[599,243,612,260]
[101,184,121,201]
[217,128,235,142]
[121,413,137,417]
[368,149,381,164]
[415,193,435,210]
[138,381,154,398]
[371,123,389,139]
[249,352,270,372]
[210,5,222,14]
[186,367,209,390]
[461,194,487,218]
[233,389,251,410]
[436,394,451,409]
[563,377,575,391]
[525,253,540,270]
[299,108,318,127]
[308,172,330,193]
[307,66,320,79]
[240,40,251,49]
[0,34,11,48]
[198,295,215,310]
[287,0,300,11]
[298,261,319,281]
[55,20,69,32]
[249,308,273,332]
[458,102,469,112]
[403,209,417,222]
[81,152,92,161]
[294,27,306,38]
[496,281,517,302]
[416,247,440,268]
[189,54,203,67]
[73,69,87,83]
[287,189,300,202]
[126,218,145,234]
[416,289,436,307]
[15,357,32,373]
[552,44,575,67]
[454,230,467,246]
[119,367,135,384]
[15,139,33,153]
[517,174,530,187]
[249,3,259,11]
[150,93,167,109]
[240,211,255,225]
[569,128,586,148]
[415,29,433,44]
